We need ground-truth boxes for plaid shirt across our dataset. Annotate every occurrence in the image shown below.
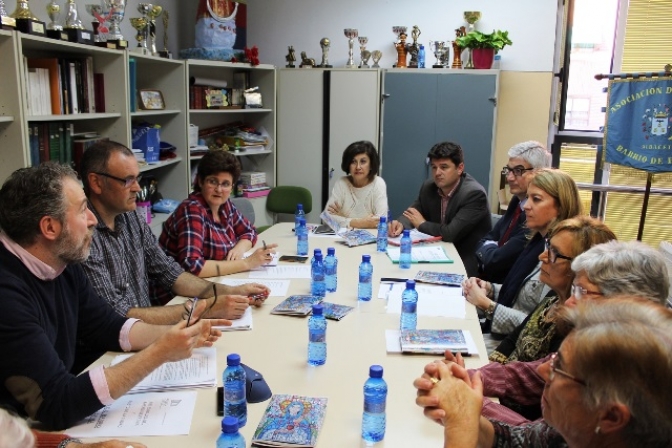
[159,192,257,276]
[82,202,184,316]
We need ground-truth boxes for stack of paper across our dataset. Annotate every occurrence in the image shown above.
[111,347,217,393]
[214,306,253,331]
[386,245,453,264]
[387,229,441,246]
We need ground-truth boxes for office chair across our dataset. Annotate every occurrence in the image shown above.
[256,186,312,233]
[230,197,256,225]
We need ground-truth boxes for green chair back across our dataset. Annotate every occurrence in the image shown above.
[256,186,312,233]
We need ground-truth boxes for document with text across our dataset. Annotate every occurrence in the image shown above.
[385,283,466,319]
[217,278,291,296]
[248,265,311,279]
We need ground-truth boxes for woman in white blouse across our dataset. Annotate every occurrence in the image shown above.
[323,141,388,229]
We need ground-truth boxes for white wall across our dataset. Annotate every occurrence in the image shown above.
[246,0,558,71]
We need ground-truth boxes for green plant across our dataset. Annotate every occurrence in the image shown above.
[456,30,512,51]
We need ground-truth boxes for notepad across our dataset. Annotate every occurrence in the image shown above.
[399,329,469,354]
[386,246,453,263]
[414,271,464,286]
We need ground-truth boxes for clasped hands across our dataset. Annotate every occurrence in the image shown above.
[461,277,493,311]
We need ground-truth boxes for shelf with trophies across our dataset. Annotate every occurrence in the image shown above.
[186,58,277,227]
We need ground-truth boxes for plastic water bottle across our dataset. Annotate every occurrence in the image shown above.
[493,54,501,69]
[358,254,373,301]
[297,217,308,256]
[376,216,388,252]
[311,251,326,297]
[216,416,246,448]
[362,365,387,444]
[223,353,247,428]
[295,203,305,231]
[307,304,327,365]
[418,44,425,68]
[400,280,419,331]
[325,247,338,292]
[400,229,412,269]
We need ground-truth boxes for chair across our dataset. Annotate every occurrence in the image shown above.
[497,188,510,214]
[256,186,312,233]
[230,197,255,225]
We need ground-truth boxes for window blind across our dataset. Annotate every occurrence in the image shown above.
[620,0,672,72]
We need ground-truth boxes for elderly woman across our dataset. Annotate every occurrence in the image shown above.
[160,150,277,278]
[322,141,388,230]
[415,240,670,427]
[417,298,672,448]
[463,169,583,338]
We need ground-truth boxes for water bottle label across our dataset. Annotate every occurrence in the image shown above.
[401,302,417,314]
[309,330,326,342]
[364,400,386,413]
[359,274,370,282]
[224,387,245,401]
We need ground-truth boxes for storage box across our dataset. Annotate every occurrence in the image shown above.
[132,125,160,163]
[188,124,199,148]
[242,188,271,198]
[240,171,266,186]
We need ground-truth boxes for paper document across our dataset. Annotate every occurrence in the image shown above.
[387,246,453,263]
[385,329,479,356]
[214,306,252,331]
[248,265,311,279]
[110,347,217,393]
[388,229,441,246]
[385,282,466,319]
[217,278,290,296]
[66,391,197,438]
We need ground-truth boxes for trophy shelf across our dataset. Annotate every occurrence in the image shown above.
[18,33,120,56]
[26,113,122,122]
[138,156,183,173]
[186,59,275,71]
[131,109,181,118]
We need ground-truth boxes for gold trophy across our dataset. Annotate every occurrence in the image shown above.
[10,0,45,35]
[0,0,17,29]
[146,4,162,56]
[158,10,171,58]
[462,11,481,69]
[46,0,68,40]
[130,16,149,54]
[393,26,408,68]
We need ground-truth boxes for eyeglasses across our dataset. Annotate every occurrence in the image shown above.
[571,284,603,300]
[502,165,534,177]
[204,177,233,190]
[549,352,586,386]
[95,172,142,188]
[544,237,574,263]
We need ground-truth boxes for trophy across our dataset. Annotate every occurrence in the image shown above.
[462,12,481,69]
[344,28,358,68]
[318,37,332,68]
[9,0,45,35]
[406,25,421,68]
[158,10,171,58]
[1,0,17,29]
[358,36,368,68]
[85,1,112,44]
[371,50,382,68]
[146,4,162,56]
[452,27,466,69]
[45,1,68,39]
[63,0,94,44]
[429,40,448,68]
[104,0,127,48]
[392,26,408,68]
[130,17,149,54]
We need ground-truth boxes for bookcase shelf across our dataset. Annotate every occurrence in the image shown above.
[139,156,183,173]
[0,116,14,123]
[131,109,181,118]
[27,113,122,122]
[189,108,273,114]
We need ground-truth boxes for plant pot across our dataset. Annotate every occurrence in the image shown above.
[472,48,495,69]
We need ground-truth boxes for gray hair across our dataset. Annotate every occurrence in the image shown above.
[571,240,669,304]
[0,162,77,246]
[0,408,34,448]
[562,298,672,447]
[507,141,551,169]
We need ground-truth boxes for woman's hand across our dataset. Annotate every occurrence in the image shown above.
[327,202,344,217]
[243,244,278,269]
[462,277,491,311]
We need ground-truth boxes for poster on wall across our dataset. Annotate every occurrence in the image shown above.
[603,77,672,172]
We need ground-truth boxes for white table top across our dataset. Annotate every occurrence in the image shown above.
[88,223,487,446]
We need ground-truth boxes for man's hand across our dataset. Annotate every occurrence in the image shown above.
[228,282,270,298]
[388,220,404,237]
[208,294,250,320]
[402,207,426,229]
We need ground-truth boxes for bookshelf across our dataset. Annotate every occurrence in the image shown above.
[186,59,276,227]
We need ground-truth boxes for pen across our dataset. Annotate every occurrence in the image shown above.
[380,277,409,282]
[186,297,199,327]
[262,240,267,251]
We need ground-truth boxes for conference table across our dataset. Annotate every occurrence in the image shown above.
[89,223,488,447]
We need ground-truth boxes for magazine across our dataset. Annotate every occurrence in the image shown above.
[252,394,328,447]
[271,295,323,316]
[399,329,468,354]
[414,271,464,287]
[320,302,354,321]
[338,229,377,247]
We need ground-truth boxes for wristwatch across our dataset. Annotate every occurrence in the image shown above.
[484,300,497,320]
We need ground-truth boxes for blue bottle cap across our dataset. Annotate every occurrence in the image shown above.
[297,203,303,211]
[313,248,322,255]
[362,254,371,262]
[226,353,241,366]
[222,416,239,433]
[327,247,335,255]
[369,364,384,378]
[379,215,387,223]
[312,304,323,315]
[406,280,416,289]
[315,252,323,261]
[402,229,410,237]
[299,217,306,226]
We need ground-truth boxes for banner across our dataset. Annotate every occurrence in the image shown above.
[604,77,672,173]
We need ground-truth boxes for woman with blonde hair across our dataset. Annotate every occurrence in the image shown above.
[463,168,583,338]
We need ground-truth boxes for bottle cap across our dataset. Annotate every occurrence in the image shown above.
[299,217,306,226]
[327,247,335,255]
[297,203,303,211]
[312,304,323,315]
[369,364,383,378]
[402,229,410,237]
[420,44,424,49]
[379,215,387,223]
[222,416,239,433]
[226,353,241,366]
[315,252,323,261]
[313,248,322,256]
[362,254,371,262]
[406,279,416,289]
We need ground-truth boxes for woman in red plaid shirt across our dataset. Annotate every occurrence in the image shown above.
[160,150,277,277]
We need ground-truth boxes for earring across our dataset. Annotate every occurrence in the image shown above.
[594,426,601,435]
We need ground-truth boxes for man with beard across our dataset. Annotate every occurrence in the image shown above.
[0,163,227,430]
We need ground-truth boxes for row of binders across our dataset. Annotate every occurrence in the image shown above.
[25,57,105,116]
[28,121,108,169]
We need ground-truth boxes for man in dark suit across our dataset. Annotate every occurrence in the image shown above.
[389,142,491,277]
[475,141,551,283]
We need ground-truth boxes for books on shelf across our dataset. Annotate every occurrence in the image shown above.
[271,295,323,316]
[388,229,442,246]
[399,329,469,354]
[252,394,327,448]
[414,271,464,287]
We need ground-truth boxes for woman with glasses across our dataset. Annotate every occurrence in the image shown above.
[416,298,672,448]
[321,141,388,230]
[160,149,277,277]
[463,169,582,341]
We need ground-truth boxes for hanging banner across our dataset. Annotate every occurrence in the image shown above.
[603,77,672,173]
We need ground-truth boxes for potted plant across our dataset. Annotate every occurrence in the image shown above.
[456,30,512,69]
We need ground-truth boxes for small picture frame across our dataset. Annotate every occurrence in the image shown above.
[139,89,165,110]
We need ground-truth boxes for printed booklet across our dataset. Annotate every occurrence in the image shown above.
[252,394,328,447]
